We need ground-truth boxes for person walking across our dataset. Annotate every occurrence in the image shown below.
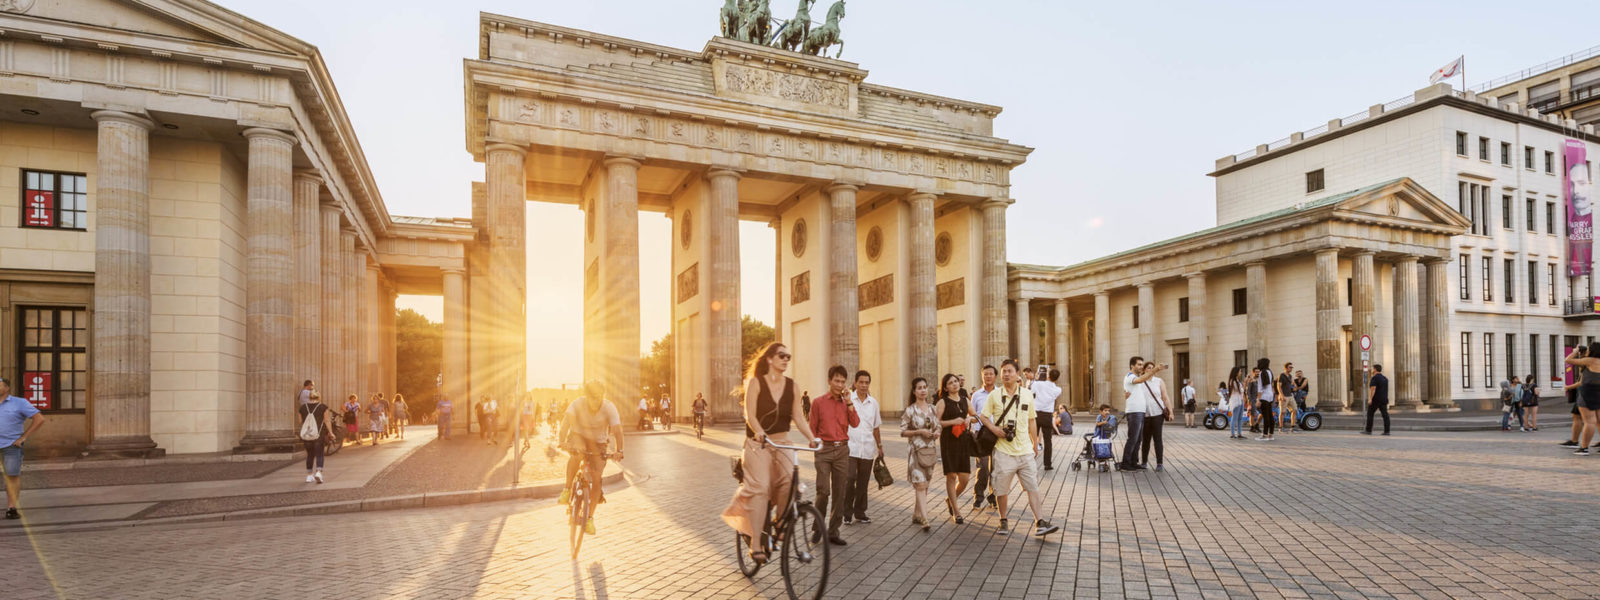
[1119,356,1161,470]
[1030,368,1062,470]
[808,365,860,546]
[378,393,392,440]
[977,359,1060,536]
[1277,363,1297,433]
[1226,367,1247,439]
[969,365,998,510]
[1564,343,1600,454]
[342,394,361,444]
[366,394,385,445]
[392,394,409,440]
[298,392,331,484]
[843,370,882,526]
[1,377,47,520]
[934,373,971,525]
[483,395,500,445]
[1136,362,1171,471]
[722,342,817,565]
[436,394,454,440]
[636,397,650,431]
[1180,379,1196,428]
[901,377,940,532]
[1248,360,1278,441]
[1522,375,1540,431]
[1362,364,1391,435]
[1499,376,1526,432]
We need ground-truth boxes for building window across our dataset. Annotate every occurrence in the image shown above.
[1506,333,1516,381]
[1459,256,1470,300]
[1501,142,1512,166]
[1457,182,1468,216]
[1545,151,1555,174]
[1478,136,1490,160]
[1178,297,1189,323]
[1548,263,1558,306]
[1484,333,1494,388]
[1531,334,1540,385]
[1504,258,1515,303]
[1346,278,1353,307]
[1456,132,1469,156]
[1460,183,1490,235]
[1547,202,1556,234]
[20,170,88,231]
[1305,169,1324,193]
[1234,350,1247,369]
[1232,288,1247,316]
[1461,332,1472,388]
[1176,352,1190,387]
[1131,305,1139,329]
[1527,198,1536,232]
[1553,336,1563,382]
[18,306,90,411]
[1502,195,1513,230]
[1482,256,1493,301]
[1529,260,1538,304]
[1525,145,1535,169]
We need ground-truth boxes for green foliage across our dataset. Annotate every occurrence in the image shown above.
[638,315,775,398]
[740,315,775,369]
[395,308,442,416]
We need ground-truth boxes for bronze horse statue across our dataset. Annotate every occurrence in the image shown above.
[738,0,772,44]
[802,0,845,57]
[772,0,813,52]
[719,0,741,38]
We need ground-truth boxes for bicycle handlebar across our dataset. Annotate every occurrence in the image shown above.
[762,440,819,452]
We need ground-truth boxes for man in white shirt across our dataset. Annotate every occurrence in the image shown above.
[843,370,883,525]
[1119,356,1163,471]
[1029,367,1063,470]
[1181,379,1197,428]
[636,397,650,430]
[969,365,998,509]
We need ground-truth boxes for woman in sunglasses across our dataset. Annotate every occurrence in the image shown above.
[721,341,819,564]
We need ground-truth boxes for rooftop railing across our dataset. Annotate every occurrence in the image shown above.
[1470,44,1600,93]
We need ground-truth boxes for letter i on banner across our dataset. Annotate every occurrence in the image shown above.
[1566,139,1592,277]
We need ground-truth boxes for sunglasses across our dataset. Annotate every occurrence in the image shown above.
[775,352,792,360]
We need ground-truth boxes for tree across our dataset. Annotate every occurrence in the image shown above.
[395,309,443,417]
[637,315,775,398]
[741,315,775,368]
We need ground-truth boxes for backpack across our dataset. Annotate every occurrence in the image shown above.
[298,406,321,441]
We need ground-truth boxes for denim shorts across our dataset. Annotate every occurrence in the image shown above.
[1,445,22,477]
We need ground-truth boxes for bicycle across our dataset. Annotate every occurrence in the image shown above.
[732,440,829,600]
[324,413,346,456]
[566,448,620,559]
[694,413,707,440]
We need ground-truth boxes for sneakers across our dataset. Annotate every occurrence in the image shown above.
[1576,448,1592,456]
[855,515,872,524]
[305,473,315,483]
[973,497,985,510]
[1154,464,1164,472]
[314,471,324,484]
[558,488,571,505]
[843,516,853,526]
[1560,441,1581,448]
[584,518,596,535]
[1255,436,1268,441]
[997,518,1009,534]
[1034,519,1061,536]
[4,508,17,520]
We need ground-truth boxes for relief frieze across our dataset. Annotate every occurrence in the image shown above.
[858,274,894,311]
[724,63,848,109]
[936,278,964,310]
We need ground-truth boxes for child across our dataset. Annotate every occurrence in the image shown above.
[1094,405,1117,438]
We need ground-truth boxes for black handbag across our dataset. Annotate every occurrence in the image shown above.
[872,456,894,489]
[974,393,1020,457]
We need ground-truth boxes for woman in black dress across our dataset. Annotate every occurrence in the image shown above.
[935,373,971,524]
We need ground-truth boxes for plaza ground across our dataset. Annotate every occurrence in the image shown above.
[4,420,1598,599]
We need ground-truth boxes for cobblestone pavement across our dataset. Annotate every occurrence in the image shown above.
[5,424,1600,599]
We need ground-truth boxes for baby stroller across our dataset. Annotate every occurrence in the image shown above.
[1071,414,1118,473]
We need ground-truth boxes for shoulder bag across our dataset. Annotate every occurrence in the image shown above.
[974,393,1020,457]
[1143,381,1172,422]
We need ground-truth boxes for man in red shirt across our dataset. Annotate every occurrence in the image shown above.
[809,364,859,546]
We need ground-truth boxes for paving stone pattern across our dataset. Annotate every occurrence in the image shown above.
[4,425,1599,599]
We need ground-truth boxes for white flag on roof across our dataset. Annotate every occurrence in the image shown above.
[1430,56,1463,84]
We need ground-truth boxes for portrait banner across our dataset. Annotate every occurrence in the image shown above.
[1565,139,1591,277]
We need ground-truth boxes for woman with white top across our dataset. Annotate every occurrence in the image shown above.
[1226,367,1247,439]
[1251,358,1278,441]
[1136,362,1172,471]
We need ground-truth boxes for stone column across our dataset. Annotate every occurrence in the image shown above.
[1424,258,1454,408]
[1394,256,1422,408]
[603,157,643,406]
[85,110,160,458]
[1246,261,1268,366]
[1094,291,1112,409]
[485,143,527,404]
[706,167,742,421]
[1053,299,1070,376]
[772,216,783,343]
[907,192,937,382]
[1137,282,1156,360]
[979,199,1013,368]
[382,285,397,399]
[291,172,322,392]
[354,251,369,398]
[1186,273,1208,402]
[1013,299,1032,366]
[1352,251,1377,383]
[1314,249,1344,410]
[827,182,861,370]
[340,231,358,402]
[442,267,469,425]
[320,205,343,402]
[365,263,382,392]
[235,127,298,453]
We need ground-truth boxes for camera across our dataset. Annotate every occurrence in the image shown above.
[1003,419,1017,442]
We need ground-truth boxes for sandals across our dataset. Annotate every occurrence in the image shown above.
[946,497,964,524]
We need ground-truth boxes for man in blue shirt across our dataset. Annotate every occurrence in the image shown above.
[2,376,48,520]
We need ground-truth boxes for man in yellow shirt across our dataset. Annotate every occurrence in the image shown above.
[978,359,1060,537]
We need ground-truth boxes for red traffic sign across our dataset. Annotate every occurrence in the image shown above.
[1359,335,1372,351]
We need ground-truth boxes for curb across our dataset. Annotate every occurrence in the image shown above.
[1,470,627,537]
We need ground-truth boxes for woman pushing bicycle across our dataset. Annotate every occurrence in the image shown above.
[722,341,819,565]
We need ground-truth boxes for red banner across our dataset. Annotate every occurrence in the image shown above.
[22,372,51,410]
[24,190,53,228]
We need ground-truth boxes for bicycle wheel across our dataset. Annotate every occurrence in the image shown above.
[325,433,343,456]
[780,504,829,600]
[734,531,762,577]
[569,474,590,559]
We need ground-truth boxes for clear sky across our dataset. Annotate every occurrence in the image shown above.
[220,0,1600,387]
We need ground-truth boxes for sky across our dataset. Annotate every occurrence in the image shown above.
[219,0,1600,387]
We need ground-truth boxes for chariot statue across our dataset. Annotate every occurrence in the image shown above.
[719,0,844,58]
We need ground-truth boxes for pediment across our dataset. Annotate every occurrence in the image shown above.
[1333,178,1472,231]
[7,0,304,55]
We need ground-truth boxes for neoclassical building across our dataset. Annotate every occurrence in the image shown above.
[0,0,492,456]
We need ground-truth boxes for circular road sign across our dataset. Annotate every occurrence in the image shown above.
[1359,335,1372,351]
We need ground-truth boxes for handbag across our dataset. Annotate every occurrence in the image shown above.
[1144,381,1173,422]
[974,393,1020,457]
[872,455,894,489]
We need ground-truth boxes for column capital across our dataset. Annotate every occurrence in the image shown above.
[706,166,744,181]
[1314,247,1341,257]
[441,266,467,276]
[1093,290,1110,299]
[1185,271,1208,281]
[603,155,644,169]
[293,169,323,186]
[768,215,782,229]
[1351,249,1377,258]
[319,201,342,214]
[1422,256,1452,265]
[1136,281,1155,290]
[826,181,861,194]
[242,127,297,146]
[366,262,382,274]
[979,197,1015,210]
[906,190,939,203]
[1244,260,1266,268]
[484,142,527,158]
[1395,254,1421,264]
[1055,297,1070,307]
[91,109,155,131]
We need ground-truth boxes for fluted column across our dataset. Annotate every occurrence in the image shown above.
[485,143,527,404]
[979,199,1013,368]
[364,263,381,392]
[442,268,469,425]
[1394,256,1422,408]
[236,127,298,453]
[1053,299,1070,376]
[354,252,369,399]
[1246,262,1268,366]
[1013,299,1032,366]
[1094,291,1112,409]
[1314,249,1344,410]
[340,231,358,403]
[827,182,861,370]
[907,192,937,382]
[1424,258,1454,408]
[291,172,322,393]
[1137,282,1155,360]
[320,205,344,401]
[706,167,742,421]
[382,285,397,399]
[1352,251,1377,383]
[772,216,783,343]
[602,157,643,406]
[86,110,160,458]
[1186,273,1208,400]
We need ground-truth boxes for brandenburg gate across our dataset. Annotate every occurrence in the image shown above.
[465,13,1032,418]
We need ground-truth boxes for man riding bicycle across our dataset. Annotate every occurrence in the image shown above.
[693,393,709,432]
[558,380,624,534]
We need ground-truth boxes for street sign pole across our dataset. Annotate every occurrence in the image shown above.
[1358,335,1373,417]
